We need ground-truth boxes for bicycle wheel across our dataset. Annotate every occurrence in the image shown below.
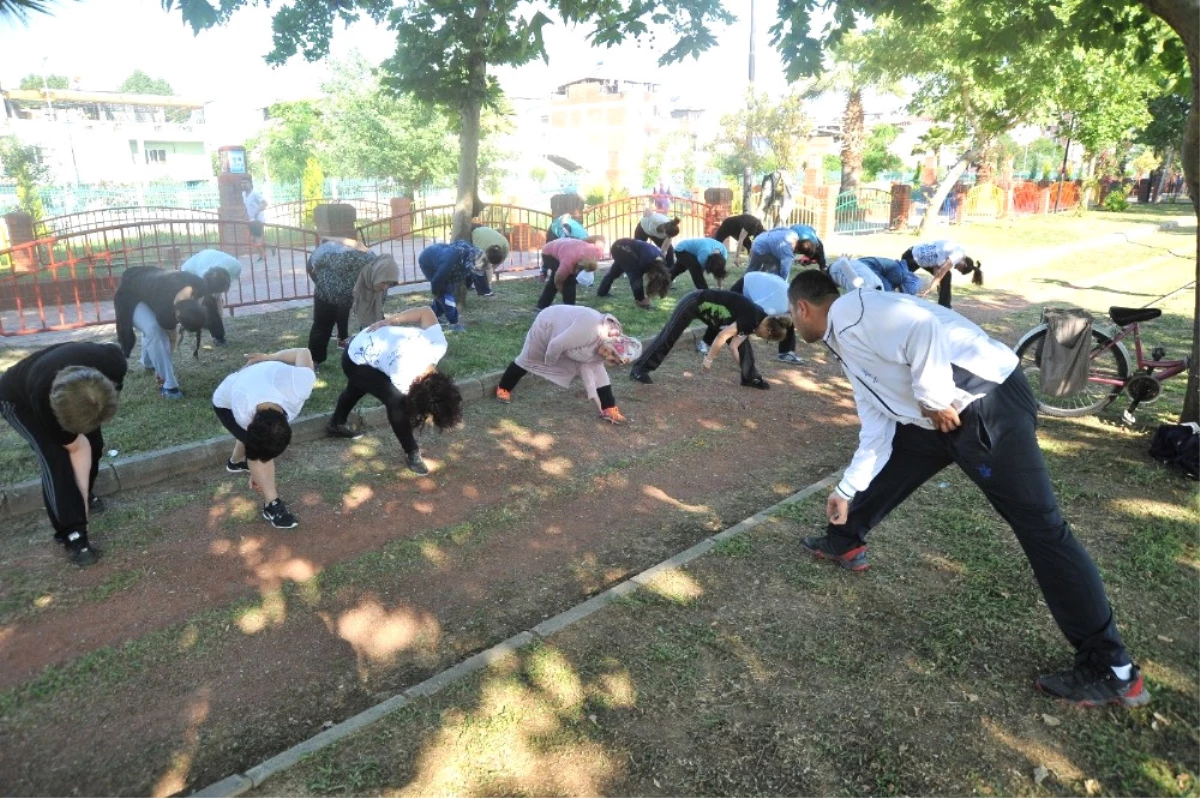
[1014,327,1129,417]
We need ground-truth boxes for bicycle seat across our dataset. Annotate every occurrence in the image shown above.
[1109,306,1161,326]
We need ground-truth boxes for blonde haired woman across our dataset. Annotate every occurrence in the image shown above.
[0,342,126,566]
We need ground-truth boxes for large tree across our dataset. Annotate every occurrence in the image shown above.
[165,0,731,240]
[247,100,323,184]
[708,89,812,180]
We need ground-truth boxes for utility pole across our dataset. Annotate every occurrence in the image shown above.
[742,0,756,213]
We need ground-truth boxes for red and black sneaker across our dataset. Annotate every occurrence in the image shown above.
[802,535,869,572]
[1036,663,1149,707]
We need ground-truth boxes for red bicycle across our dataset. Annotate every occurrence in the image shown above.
[1014,292,1193,422]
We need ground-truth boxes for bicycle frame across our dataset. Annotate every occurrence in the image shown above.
[1090,320,1189,387]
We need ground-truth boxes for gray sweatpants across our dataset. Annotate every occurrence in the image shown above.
[133,302,179,390]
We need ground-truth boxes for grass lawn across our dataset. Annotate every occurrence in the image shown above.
[248,387,1200,798]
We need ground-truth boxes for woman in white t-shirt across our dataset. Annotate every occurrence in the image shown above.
[899,239,983,309]
[211,348,317,529]
[326,307,463,475]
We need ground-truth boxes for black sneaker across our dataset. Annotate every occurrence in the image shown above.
[88,495,106,515]
[262,499,299,529]
[802,535,869,572]
[226,458,250,473]
[630,368,653,384]
[406,450,430,475]
[1036,662,1150,707]
[327,420,363,439]
[741,376,771,390]
[60,530,101,567]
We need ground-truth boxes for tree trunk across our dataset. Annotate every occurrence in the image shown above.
[452,94,482,244]
[839,88,864,195]
[917,152,972,237]
[1138,0,1198,422]
[1154,147,1174,202]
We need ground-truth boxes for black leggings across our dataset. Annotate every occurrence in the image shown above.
[631,289,761,383]
[0,399,101,538]
[827,368,1128,667]
[331,350,419,454]
[499,363,616,409]
[901,248,952,308]
[726,276,795,355]
[213,405,247,442]
[537,256,578,309]
[308,296,351,364]
[671,251,711,291]
[597,242,649,302]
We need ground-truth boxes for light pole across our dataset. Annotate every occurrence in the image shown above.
[1053,112,1074,213]
[742,0,755,213]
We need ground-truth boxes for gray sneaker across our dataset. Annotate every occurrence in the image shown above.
[696,341,710,354]
[777,352,804,365]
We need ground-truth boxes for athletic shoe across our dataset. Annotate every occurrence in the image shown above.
[327,420,363,439]
[777,352,804,365]
[406,450,430,475]
[480,291,496,298]
[802,535,870,572]
[226,458,250,474]
[446,323,466,333]
[741,376,771,390]
[212,338,228,347]
[262,499,299,529]
[599,406,629,425]
[60,530,101,567]
[495,387,512,404]
[635,299,653,310]
[696,341,710,354]
[161,387,185,400]
[1036,663,1150,707]
[88,495,106,515]
[630,368,653,384]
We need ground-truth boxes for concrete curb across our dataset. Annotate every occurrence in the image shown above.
[188,470,840,797]
[0,325,704,521]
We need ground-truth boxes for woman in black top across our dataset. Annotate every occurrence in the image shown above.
[629,289,790,389]
[114,266,212,399]
[596,238,672,309]
[0,342,127,566]
[711,213,766,267]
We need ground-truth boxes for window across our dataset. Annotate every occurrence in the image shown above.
[145,149,167,164]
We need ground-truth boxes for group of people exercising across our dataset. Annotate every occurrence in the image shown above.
[1,205,1143,708]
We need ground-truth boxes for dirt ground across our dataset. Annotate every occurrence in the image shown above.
[0,242,1195,796]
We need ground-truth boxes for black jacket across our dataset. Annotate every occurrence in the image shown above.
[114,267,208,356]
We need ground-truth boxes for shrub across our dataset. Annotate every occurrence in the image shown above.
[1102,191,1130,212]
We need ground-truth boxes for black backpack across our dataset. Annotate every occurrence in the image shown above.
[1149,423,1200,480]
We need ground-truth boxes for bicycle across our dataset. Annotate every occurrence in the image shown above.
[1013,285,1194,423]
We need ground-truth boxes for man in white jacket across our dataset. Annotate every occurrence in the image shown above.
[786,269,1145,709]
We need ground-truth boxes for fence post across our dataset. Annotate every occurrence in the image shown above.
[314,204,357,240]
[888,183,911,230]
[2,212,36,271]
[815,186,837,242]
[1037,187,1051,215]
[390,198,413,238]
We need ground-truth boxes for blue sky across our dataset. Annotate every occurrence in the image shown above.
[0,0,841,112]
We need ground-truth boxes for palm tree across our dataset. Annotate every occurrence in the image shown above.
[0,0,57,22]
[804,31,899,196]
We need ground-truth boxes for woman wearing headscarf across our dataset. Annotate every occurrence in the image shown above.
[494,305,642,425]
[350,251,400,330]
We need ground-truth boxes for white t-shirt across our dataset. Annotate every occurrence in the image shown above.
[828,257,885,292]
[347,324,449,392]
[212,361,317,429]
[909,240,965,269]
[740,271,790,315]
[182,249,244,281]
[242,189,267,222]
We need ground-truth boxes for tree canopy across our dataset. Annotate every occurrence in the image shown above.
[117,70,176,96]
[18,73,68,90]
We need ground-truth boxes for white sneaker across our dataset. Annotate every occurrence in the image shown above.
[777,352,804,365]
[696,341,710,354]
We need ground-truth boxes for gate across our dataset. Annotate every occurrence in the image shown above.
[834,189,891,235]
[962,184,1005,222]
[35,206,220,238]
[580,195,708,248]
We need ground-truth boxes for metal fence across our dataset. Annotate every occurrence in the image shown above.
[580,195,709,246]
[35,206,221,238]
[834,188,892,235]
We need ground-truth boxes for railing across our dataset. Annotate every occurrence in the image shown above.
[35,206,220,238]
[962,184,1005,222]
[780,194,821,230]
[580,195,709,247]
[1011,182,1042,216]
[1048,182,1080,212]
[265,197,396,229]
[0,219,320,336]
[834,188,892,235]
